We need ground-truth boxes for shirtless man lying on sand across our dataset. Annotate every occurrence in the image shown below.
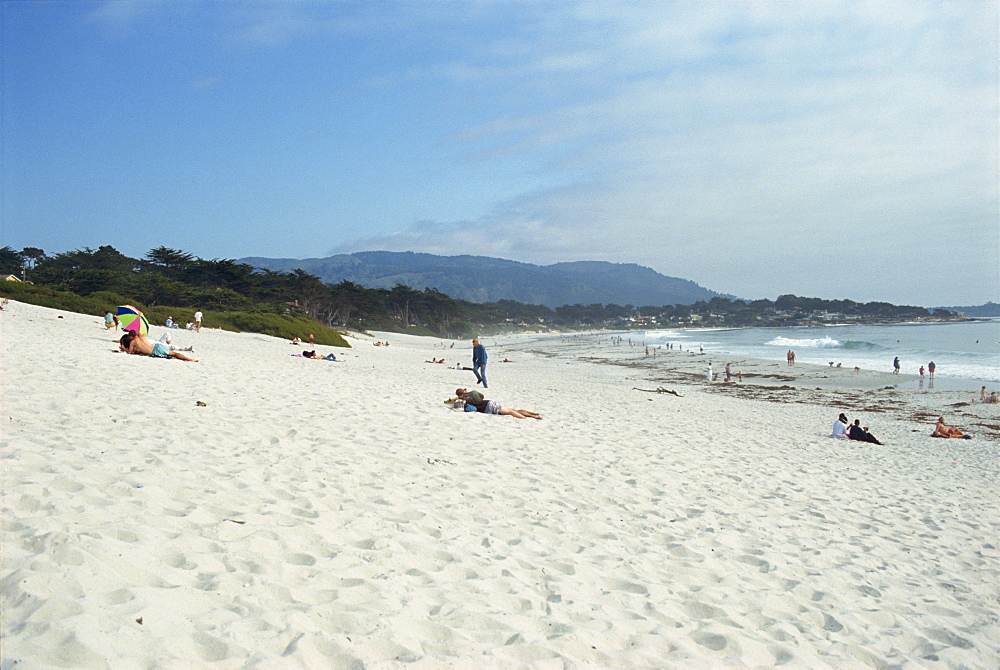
[120,332,198,362]
[932,417,971,439]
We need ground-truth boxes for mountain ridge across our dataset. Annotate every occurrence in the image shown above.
[240,251,723,308]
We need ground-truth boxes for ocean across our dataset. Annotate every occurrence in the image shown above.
[635,319,1000,390]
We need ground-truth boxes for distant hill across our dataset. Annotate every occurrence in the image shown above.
[240,251,723,308]
[939,302,1000,317]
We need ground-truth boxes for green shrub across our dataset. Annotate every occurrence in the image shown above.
[0,282,108,315]
[87,291,132,310]
[0,283,350,347]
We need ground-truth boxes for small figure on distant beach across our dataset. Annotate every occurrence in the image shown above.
[927,361,935,378]
[194,310,203,333]
[831,413,849,439]
[787,350,795,366]
[724,362,732,382]
[454,388,541,419]
[892,356,900,374]
[932,417,971,439]
[165,316,179,329]
[919,365,925,377]
[104,311,116,330]
[706,362,713,383]
[301,350,337,361]
[472,337,488,388]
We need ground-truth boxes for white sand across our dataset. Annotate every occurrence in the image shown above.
[2,300,998,669]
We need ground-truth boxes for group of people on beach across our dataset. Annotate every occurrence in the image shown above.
[833,411,975,442]
[105,310,203,333]
[443,338,542,419]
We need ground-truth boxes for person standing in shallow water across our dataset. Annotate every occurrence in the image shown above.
[892,356,900,374]
[472,338,488,388]
[928,361,935,378]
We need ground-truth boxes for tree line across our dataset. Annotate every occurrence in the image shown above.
[0,245,959,337]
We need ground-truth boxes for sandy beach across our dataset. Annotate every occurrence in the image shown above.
[2,300,998,669]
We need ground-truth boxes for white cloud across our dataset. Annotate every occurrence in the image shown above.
[345,1,997,303]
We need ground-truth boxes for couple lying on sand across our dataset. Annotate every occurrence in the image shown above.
[119,332,198,362]
[453,388,541,420]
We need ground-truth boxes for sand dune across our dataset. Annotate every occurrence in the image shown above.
[2,300,997,668]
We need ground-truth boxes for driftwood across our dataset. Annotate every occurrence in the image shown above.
[633,387,683,397]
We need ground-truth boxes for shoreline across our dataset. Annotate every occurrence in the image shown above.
[2,300,998,668]
[507,332,1000,441]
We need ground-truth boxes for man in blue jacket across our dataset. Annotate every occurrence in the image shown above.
[472,337,488,388]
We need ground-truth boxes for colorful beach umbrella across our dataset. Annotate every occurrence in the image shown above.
[117,305,149,336]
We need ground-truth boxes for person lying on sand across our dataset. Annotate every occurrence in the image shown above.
[120,332,198,362]
[301,350,338,361]
[454,388,542,420]
[932,417,972,439]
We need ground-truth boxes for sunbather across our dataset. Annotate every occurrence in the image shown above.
[932,417,971,439]
[123,332,198,362]
[455,388,541,419]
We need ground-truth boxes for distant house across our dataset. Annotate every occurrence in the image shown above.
[2,274,21,282]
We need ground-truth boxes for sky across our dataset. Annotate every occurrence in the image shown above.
[2,0,997,306]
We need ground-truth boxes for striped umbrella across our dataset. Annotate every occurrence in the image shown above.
[117,305,149,336]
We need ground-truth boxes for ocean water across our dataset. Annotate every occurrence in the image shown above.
[636,319,1000,389]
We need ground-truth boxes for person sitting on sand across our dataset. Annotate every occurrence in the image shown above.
[831,413,849,439]
[847,419,867,442]
[158,332,194,353]
[847,419,882,444]
[123,332,198,362]
[454,387,542,420]
[291,337,301,345]
[932,417,971,439]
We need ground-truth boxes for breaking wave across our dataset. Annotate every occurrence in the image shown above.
[766,336,842,349]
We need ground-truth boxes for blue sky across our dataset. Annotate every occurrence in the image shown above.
[2,1,996,306]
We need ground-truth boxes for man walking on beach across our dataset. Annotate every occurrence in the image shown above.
[194,309,203,333]
[472,337,488,388]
